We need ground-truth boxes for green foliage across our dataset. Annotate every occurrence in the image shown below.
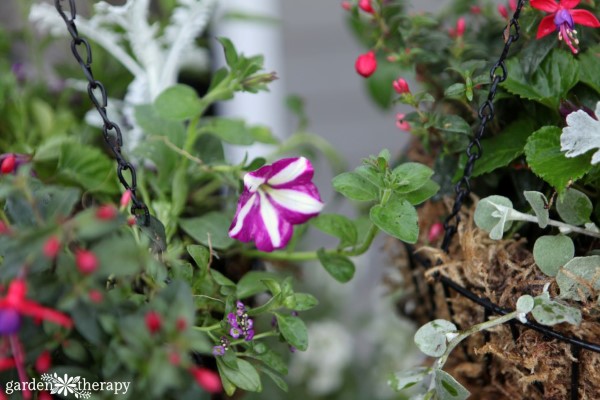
[532,292,582,326]
[556,256,600,301]
[533,235,575,277]
[413,319,457,358]
[473,195,513,240]
[556,189,593,226]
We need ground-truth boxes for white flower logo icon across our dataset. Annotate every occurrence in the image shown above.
[51,373,79,396]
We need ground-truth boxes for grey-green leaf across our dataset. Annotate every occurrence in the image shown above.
[556,189,593,226]
[414,319,457,357]
[388,367,430,392]
[474,195,513,240]
[524,191,549,228]
[533,235,575,276]
[532,292,582,326]
[556,256,600,301]
[434,369,470,400]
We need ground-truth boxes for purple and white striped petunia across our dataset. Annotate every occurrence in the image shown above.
[228,157,324,252]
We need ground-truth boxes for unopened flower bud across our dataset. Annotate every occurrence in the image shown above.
[393,78,410,94]
[75,250,99,274]
[43,236,61,259]
[358,0,374,13]
[355,51,377,78]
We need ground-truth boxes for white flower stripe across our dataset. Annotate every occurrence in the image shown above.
[229,194,257,237]
[267,157,309,186]
[258,191,282,248]
[244,175,267,192]
[265,188,324,215]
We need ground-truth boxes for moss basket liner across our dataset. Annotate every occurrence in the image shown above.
[389,199,600,400]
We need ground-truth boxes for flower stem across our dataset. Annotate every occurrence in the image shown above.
[194,323,222,332]
[229,331,278,345]
[436,310,518,370]
[508,209,600,239]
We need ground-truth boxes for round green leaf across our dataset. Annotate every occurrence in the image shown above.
[556,189,593,226]
[154,84,202,121]
[516,295,535,314]
[532,292,582,326]
[370,198,418,243]
[414,319,457,357]
[473,195,513,238]
[533,235,575,276]
[332,171,379,201]
[311,214,358,247]
[179,212,235,249]
[316,248,355,283]
[392,162,434,194]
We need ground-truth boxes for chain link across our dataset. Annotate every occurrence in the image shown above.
[441,0,526,252]
[54,0,150,226]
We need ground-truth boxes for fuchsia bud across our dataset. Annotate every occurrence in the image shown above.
[341,1,351,11]
[75,250,99,275]
[393,78,410,94]
[355,51,377,78]
[470,5,481,14]
[120,190,132,207]
[498,4,508,19]
[88,290,103,304]
[509,0,517,11]
[456,17,466,37]
[191,367,223,393]
[96,205,117,221]
[145,311,162,334]
[358,0,374,13]
[428,222,444,243]
[0,154,16,174]
[43,236,61,259]
[35,351,52,373]
[395,113,411,132]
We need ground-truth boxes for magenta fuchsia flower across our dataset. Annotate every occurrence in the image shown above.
[532,0,600,54]
[355,51,378,78]
[229,157,324,252]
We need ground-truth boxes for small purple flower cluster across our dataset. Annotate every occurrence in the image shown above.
[212,301,255,357]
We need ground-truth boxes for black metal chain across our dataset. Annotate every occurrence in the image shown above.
[54,0,150,226]
[441,0,526,252]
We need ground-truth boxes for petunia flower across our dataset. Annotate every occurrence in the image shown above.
[229,157,324,252]
[531,0,600,54]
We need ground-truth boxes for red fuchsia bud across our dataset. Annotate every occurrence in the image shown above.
[120,190,132,207]
[358,0,374,13]
[96,205,117,221]
[0,154,16,174]
[393,78,410,94]
[168,352,181,366]
[456,17,466,37]
[88,289,103,304]
[470,5,481,14]
[43,236,61,259]
[341,1,351,10]
[38,392,53,400]
[190,367,223,394]
[395,113,411,132]
[428,222,444,243]
[35,351,52,373]
[75,250,99,275]
[498,4,508,19]
[127,216,136,226]
[355,51,377,78]
[145,311,162,334]
[0,221,10,235]
[176,317,187,332]
[509,0,517,11]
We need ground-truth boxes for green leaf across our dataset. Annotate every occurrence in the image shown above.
[310,214,358,248]
[456,119,535,177]
[556,189,593,226]
[556,256,600,301]
[434,369,470,400]
[388,367,430,392]
[218,37,239,68]
[200,118,254,145]
[366,58,397,109]
[524,191,549,228]
[236,271,281,298]
[403,180,440,205]
[533,235,575,277]
[138,215,167,253]
[524,126,592,193]
[62,340,88,362]
[154,84,202,121]
[392,162,434,194]
[56,142,119,194]
[210,270,236,288]
[37,186,81,222]
[180,212,235,249]
[578,45,600,92]
[532,292,582,326]
[250,126,278,144]
[502,49,579,109]
[187,245,210,272]
[473,195,513,240]
[217,358,262,392]
[92,235,145,277]
[274,312,308,351]
[370,198,418,243]
[332,171,379,201]
[444,83,466,99]
[516,295,535,314]
[414,319,457,357]
[288,293,319,311]
[316,249,356,283]
[435,114,471,135]
[253,349,288,375]
[260,367,288,392]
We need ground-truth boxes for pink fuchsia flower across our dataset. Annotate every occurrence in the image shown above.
[75,250,99,274]
[359,0,374,13]
[355,51,378,78]
[190,367,223,393]
[449,17,466,38]
[229,157,324,252]
[531,0,600,54]
[395,113,411,132]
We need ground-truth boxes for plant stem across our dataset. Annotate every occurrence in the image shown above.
[436,310,518,370]
[194,323,221,332]
[508,209,600,239]
[229,331,278,345]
